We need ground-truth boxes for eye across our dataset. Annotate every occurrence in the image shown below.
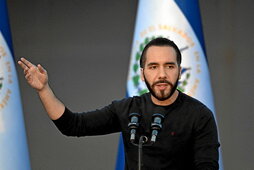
[148,65,158,70]
[166,65,175,69]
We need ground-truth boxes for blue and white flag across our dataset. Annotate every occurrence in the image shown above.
[0,0,31,169]
[116,0,223,169]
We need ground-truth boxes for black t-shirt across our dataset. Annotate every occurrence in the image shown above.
[53,91,220,170]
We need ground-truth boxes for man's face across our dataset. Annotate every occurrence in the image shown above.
[141,46,181,101]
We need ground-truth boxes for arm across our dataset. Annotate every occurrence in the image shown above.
[18,58,121,136]
[18,58,64,120]
[53,104,121,137]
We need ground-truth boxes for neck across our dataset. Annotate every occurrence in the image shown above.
[151,90,179,106]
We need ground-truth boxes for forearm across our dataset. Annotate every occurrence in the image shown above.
[53,102,121,137]
[38,83,65,120]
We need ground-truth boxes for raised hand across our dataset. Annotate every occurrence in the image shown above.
[18,58,48,91]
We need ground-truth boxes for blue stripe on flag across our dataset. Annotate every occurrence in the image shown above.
[115,134,125,170]
[0,0,13,53]
[174,0,206,55]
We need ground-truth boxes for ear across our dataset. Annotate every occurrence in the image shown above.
[140,68,145,81]
[178,66,182,80]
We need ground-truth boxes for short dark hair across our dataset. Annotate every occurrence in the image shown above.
[140,37,182,68]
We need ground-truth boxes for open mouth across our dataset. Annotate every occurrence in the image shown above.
[155,83,169,90]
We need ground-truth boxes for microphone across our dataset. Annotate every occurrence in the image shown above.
[128,113,141,142]
[150,113,165,143]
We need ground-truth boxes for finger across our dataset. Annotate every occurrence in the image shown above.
[20,57,34,68]
[37,64,46,74]
[18,60,29,70]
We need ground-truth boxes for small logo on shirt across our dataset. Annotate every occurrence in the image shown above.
[170,131,176,136]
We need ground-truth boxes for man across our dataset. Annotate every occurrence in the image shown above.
[18,38,220,170]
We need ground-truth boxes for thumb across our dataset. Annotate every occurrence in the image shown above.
[37,64,46,74]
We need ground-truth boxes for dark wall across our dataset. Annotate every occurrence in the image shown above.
[7,0,254,170]
[200,1,254,170]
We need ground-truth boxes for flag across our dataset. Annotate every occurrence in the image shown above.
[0,0,31,169]
[116,0,223,169]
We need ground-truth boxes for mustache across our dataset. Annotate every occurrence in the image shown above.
[152,80,173,87]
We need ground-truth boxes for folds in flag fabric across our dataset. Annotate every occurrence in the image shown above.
[0,0,31,169]
[116,0,223,169]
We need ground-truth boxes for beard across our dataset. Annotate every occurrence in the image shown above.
[143,75,179,101]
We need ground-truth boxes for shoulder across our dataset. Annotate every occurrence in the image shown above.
[179,92,213,117]
[178,92,218,132]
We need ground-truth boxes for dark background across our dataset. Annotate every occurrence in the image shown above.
[7,0,254,169]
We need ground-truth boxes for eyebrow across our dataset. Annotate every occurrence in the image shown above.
[147,62,176,66]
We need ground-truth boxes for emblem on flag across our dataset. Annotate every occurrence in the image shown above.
[0,35,14,132]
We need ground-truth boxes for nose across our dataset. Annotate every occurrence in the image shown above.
[158,67,167,79]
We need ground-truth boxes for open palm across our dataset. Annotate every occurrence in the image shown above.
[18,58,48,91]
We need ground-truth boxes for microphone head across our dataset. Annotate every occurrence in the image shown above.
[128,113,141,143]
[128,113,141,129]
[150,107,166,143]
[151,113,165,131]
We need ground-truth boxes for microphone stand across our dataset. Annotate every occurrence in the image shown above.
[129,112,164,169]
[138,135,147,170]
